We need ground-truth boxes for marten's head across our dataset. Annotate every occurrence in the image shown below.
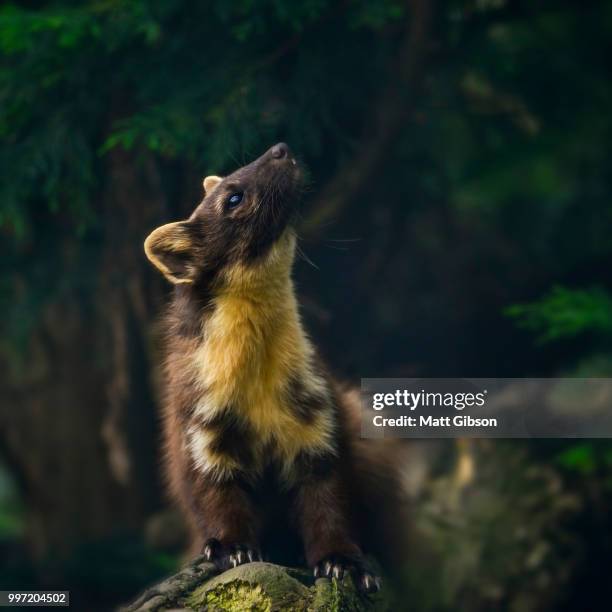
[144,143,302,290]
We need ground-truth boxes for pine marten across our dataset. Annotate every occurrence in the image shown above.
[144,143,403,593]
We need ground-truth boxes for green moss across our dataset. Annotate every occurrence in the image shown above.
[188,562,313,611]
[180,562,386,612]
[196,580,271,612]
[309,575,373,612]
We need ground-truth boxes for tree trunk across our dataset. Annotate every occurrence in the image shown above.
[0,146,169,558]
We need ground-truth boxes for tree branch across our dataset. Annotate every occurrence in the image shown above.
[301,0,433,238]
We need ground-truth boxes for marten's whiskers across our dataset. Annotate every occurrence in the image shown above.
[296,243,319,270]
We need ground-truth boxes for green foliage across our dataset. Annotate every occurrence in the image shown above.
[1,0,612,373]
[0,0,406,360]
[556,443,597,474]
[556,442,612,490]
[0,0,405,241]
[506,286,612,344]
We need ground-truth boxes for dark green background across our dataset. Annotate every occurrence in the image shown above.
[1,0,612,609]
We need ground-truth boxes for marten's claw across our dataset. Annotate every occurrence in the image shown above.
[313,555,381,594]
[312,557,346,580]
[202,538,261,570]
[202,538,219,561]
[229,545,257,568]
[360,572,381,594]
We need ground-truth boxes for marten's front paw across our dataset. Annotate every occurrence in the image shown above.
[202,538,262,570]
[313,554,381,594]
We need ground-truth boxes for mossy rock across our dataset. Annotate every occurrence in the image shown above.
[189,562,310,611]
[123,559,385,612]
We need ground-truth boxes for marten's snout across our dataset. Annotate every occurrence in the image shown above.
[270,142,291,159]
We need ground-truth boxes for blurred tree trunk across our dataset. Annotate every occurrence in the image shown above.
[0,146,168,558]
[302,0,432,238]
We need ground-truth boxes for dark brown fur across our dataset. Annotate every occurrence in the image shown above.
[148,144,400,591]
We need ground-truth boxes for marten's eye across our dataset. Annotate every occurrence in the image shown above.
[227,192,243,209]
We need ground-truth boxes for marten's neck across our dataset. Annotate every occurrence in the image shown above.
[167,231,336,478]
[168,231,298,337]
[178,231,313,407]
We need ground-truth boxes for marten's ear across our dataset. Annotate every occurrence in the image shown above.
[144,221,199,284]
[203,175,223,194]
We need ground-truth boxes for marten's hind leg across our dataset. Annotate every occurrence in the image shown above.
[293,453,381,593]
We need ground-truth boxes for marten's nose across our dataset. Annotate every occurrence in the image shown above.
[270,142,291,159]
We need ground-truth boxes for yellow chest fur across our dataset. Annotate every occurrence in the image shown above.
[188,250,334,479]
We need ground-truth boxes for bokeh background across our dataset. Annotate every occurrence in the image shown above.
[1,0,612,610]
